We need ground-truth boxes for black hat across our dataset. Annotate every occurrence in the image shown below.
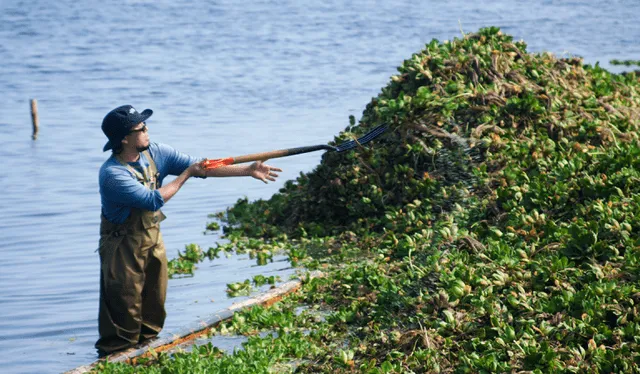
[102,105,153,151]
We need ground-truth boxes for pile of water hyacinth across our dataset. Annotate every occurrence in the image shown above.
[98,27,640,373]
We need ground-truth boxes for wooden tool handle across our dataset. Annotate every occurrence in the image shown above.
[203,145,332,169]
[232,148,291,164]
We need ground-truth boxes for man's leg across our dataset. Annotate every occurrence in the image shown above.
[95,238,145,354]
[139,235,168,342]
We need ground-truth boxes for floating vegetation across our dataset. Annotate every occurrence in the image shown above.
[226,275,281,297]
[252,274,280,287]
[226,279,252,297]
[96,27,640,373]
[167,243,202,277]
[167,243,232,278]
[610,59,640,67]
[206,221,221,231]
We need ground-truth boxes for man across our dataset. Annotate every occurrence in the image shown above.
[96,105,281,355]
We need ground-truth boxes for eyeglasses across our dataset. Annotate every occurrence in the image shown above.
[129,124,148,134]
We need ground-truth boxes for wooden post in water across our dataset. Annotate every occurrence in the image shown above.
[30,99,39,140]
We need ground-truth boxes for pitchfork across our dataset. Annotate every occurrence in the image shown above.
[201,124,387,169]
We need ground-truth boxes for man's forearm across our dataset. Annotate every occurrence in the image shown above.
[205,164,251,178]
[158,168,192,203]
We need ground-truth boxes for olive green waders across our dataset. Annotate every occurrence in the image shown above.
[95,151,168,354]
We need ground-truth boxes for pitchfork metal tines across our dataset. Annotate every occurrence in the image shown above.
[334,124,387,152]
[202,124,388,170]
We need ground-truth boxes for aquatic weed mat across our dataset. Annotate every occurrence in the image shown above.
[96,27,640,373]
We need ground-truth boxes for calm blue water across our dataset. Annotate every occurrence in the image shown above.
[1,0,638,373]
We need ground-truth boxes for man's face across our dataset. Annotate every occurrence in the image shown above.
[123,122,150,152]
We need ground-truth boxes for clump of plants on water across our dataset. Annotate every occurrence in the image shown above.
[167,243,225,277]
[96,27,640,373]
[226,275,281,297]
[167,236,288,278]
[610,59,640,67]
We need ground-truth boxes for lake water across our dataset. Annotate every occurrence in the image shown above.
[1,0,638,372]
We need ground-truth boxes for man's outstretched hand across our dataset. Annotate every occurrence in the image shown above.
[249,161,282,183]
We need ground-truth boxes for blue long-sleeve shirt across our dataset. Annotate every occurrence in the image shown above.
[99,142,199,224]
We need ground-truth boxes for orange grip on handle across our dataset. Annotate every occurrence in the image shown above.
[201,157,234,169]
